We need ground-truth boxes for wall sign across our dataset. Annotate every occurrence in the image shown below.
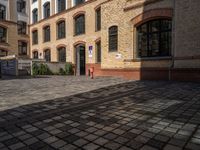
[89,46,93,58]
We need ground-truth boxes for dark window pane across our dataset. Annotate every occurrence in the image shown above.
[57,0,66,13]
[0,49,8,57]
[33,51,38,59]
[17,21,27,34]
[17,0,26,13]
[32,30,38,44]
[96,8,101,31]
[109,26,118,51]
[43,2,50,19]
[74,15,85,35]
[58,47,66,62]
[74,0,85,6]
[57,21,65,39]
[32,9,38,23]
[96,41,101,63]
[43,26,50,42]
[137,19,172,58]
[0,4,6,20]
[0,26,7,43]
[18,41,27,55]
[44,49,51,62]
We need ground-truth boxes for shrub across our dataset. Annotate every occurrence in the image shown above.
[32,63,53,75]
[65,62,73,75]
[59,68,66,75]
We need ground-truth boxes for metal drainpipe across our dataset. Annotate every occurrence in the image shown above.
[169,0,176,81]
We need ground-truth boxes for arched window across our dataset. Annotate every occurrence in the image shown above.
[17,0,26,13]
[96,41,101,63]
[57,0,66,13]
[0,4,6,20]
[44,49,51,62]
[57,20,65,39]
[43,26,50,42]
[32,8,38,23]
[57,47,66,62]
[0,49,8,57]
[95,7,101,31]
[74,0,85,6]
[74,14,85,35]
[18,41,27,55]
[33,51,38,59]
[0,26,7,43]
[109,26,118,52]
[43,2,50,19]
[137,19,172,57]
[32,30,38,45]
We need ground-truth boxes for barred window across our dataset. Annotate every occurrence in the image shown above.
[74,14,85,35]
[32,8,38,23]
[58,47,66,62]
[109,26,118,52]
[57,0,66,13]
[44,49,51,62]
[0,26,7,43]
[43,2,50,19]
[0,4,6,20]
[137,19,172,57]
[57,21,65,39]
[18,41,27,55]
[32,30,38,45]
[17,21,27,35]
[43,26,50,42]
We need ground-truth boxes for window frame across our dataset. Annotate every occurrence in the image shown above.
[57,20,66,39]
[32,30,38,45]
[95,7,101,31]
[96,41,101,63]
[57,47,66,62]
[17,0,26,13]
[136,19,172,58]
[0,26,7,43]
[0,4,6,20]
[43,26,51,42]
[17,21,27,35]
[74,14,85,36]
[43,2,50,19]
[18,41,27,56]
[32,8,38,23]
[57,0,66,13]
[108,26,118,52]
[44,49,51,62]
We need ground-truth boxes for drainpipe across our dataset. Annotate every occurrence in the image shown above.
[169,0,176,81]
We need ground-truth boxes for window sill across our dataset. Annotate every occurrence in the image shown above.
[57,37,66,40]
[43,41,51,43]
[124,56,172,62]
[74,33,85,37]
[0,42,9,46]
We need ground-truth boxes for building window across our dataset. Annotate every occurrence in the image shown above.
[57,0,66,13]
[33,51,38,59]
[109,26,118,52]
[32,9,38,23]
[43,2,50,19]
[44,49,51,62]
[32,30,38,45]
[74,0,85,6]
[137,19,172,57]
[0,49,8,57]
[32,0,37,3]
[18,41,27,55]
[57,47,66,62]
[96,41,101,63]
[0,4,6,20]
[74,14,85,36]
[43,26,50,42]
[95,8,101,31]
[17,21,27,35]
[17,0,26,13]
[0,26,7,43]
[57,20,65,39]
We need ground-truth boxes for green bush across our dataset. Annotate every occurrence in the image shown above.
[59,68,66,75]
[32,63,53,75]
[65,62,73,75]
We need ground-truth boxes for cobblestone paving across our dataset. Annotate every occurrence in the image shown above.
[0,76,129,111]
[0,78,200,150]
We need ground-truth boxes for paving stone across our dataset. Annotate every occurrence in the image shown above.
[51,140,66,149]
[104,141,121,150]
[94,137,109,145]
[73,139,89,147]
[83,143,99,150]
[163,144,182,150]
[140,145,159,150]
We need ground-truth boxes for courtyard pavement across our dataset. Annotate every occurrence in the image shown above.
[0,76,200,150]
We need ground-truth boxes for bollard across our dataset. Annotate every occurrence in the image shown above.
[90,67,94,79]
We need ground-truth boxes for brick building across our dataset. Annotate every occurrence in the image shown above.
[0,0,30,58]
[1,0,200,81]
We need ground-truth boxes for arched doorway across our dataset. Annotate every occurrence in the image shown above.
[75,44,85,75]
